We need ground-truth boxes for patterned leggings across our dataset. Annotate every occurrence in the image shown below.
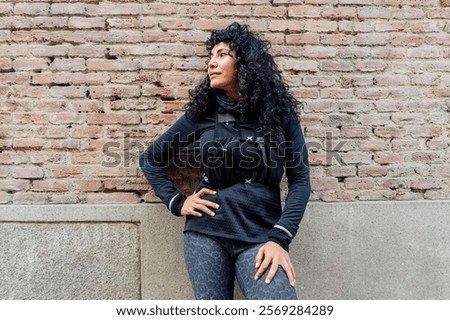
[184,231,298,300]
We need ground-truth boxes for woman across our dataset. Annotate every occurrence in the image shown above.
[140,22,310,300]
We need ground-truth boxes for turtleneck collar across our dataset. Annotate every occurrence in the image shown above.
[216,93,245,117]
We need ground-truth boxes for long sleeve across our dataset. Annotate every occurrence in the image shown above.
[268,115,311,251]
[139,112,197,215]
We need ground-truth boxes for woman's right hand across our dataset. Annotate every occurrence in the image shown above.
[181,188,219,217]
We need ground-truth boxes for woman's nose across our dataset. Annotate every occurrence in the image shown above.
[208,58,217,68]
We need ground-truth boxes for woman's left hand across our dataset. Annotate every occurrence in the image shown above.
[254,241,296,287]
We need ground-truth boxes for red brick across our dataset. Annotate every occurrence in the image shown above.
[179,5,216,17]
[374,127,408,138]
[32,180,69,192]
[68,45,105,58]
[50,166,83,178]
[407,47,440,59]
[51,3,86,15]
[411,152,441,163]
[344,177,374,190]
[70,152,102,164]
[0,72,29,84]
[339,21,373,33]
[13,167,45,179]
[87,113,140,125]
[425,190,450,200]
[374,21,407,32]
[303,46,337,58]
[340,74,374,87]
[0,192,11,204]
[321,191,356,202]
[410,21,441,33]
[392,139,424,150]
[86,59,140,71]
[305,0,338,4]
[13,192,47,204]
[0,3,12,14]
[321,88,354,99]
[29,153,65,165]
[195,19,233,31]
[303,75,337,87]
[311,177,339,191]
[391,34,423,47]
[69,17,105,29]
[286,33,320,46]
[14,3,50,15]
[0,30,11,42]
[391,113,425,125]
[50,58,86,71]
[106,18,142,29]
[356,60,388,72]
[358,140,390,152]
[34,126,68,139]
[410,179,441,191]
[31,17,68,29]
[411,74,441,86]
[86,192,140,204]
[305,20,338,33]
[338,101,374,113]
[392,7,425,20]
[87,167,137,178]
[0,179,30,192]
[288,5,321,18]
[12,139,45,151]
[341,152,373,165]
[380,178,410,190]
[48,194,82,204]
[0,152,28,165]
[48,140,81,150]
[72,180,103,192]
[88,85,141,99]
[427,139,449,150]
[410,126,442,138]
[358,190,395,201]
[86,31,143,44]
[355,33,390,46]
[12,58,48,71]
[341,126,371,138]
[374,152,405,164]
[13,113,48,125]
[358,165,388,177]
[252,6,286,17]
[322,7,357,19]
[33,100,65,112]
[374,75,409,86]
[340,0,372,4]
[355,88,389,99]
[321,34,354,46]
[229,0,271,4]
[86,3,144,16]
[71,126,103,138]
[325,166,357,177]
[50,86,86,98]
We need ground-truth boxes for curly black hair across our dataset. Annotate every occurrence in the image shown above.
[186,22,300,136]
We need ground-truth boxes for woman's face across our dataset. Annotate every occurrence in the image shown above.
[208,42,239,100]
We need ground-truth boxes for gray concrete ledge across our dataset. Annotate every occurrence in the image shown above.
[1,201,450,299]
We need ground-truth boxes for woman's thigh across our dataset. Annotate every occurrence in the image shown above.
[235,244,298,300]
[183,232,235,300]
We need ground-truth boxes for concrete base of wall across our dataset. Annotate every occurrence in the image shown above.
[1,201,449,299]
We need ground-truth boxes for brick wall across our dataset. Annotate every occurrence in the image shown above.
[0,0,449,204]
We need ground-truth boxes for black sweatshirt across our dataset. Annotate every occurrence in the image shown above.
[139,109,310,251]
